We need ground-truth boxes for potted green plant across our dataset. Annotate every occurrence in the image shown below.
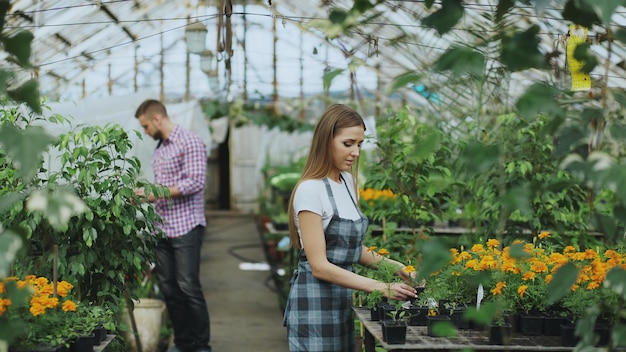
[4,276,79,351]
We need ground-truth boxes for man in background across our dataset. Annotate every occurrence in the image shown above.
[134,99,211,352]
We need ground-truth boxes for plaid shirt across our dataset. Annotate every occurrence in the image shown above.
[153,125,207,238]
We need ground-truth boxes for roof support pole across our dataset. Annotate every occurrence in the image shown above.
[134,45,139,93]
[160,22,165,102]
[242,3,248,102]
[185,45,191,100]
[272,12,278,115]
[299,29,304,122]
[108,61,112,96]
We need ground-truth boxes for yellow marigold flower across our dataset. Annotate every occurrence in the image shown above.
[584,249,598,260]
[57,281,74,297]
[465,259,479,270]
[479,256,497,270]
[563,246,576,254]
[518,285,528,297]
[38,284,54,296]
[538,231,551,239]
[404,265,416,274]
[486,239,499,249]
[501,260,520,274]
[0,298,11,316]
[545,274,553,284]
[530,261,548,273]
[30,304,46,316]
[458,251,472,261]
[377,248,390,256]
[367,246,378,252]
[570,284,579,292]
[471,244,485,253]
[24,275,36,281]
[587,281,600,290]
[16,280,29,289]
[522,271,536,281]
[428,309,437,316]
[0,283,4,294]
[491,281,506,296]
[34,276,49,287]
[62,300,77,312]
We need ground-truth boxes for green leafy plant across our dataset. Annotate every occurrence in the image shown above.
[16,123,165,307]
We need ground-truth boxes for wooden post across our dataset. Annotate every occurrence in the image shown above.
[53,244,58,298]
[125,291,143,352]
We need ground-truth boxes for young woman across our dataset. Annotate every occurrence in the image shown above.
[283,104,416,351]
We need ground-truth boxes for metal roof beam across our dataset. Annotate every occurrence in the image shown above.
[98,3,137,41]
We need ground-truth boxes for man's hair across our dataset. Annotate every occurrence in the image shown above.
[135,99,167,119]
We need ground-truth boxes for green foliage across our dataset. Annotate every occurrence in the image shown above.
[10,122,163,307]
[455,113,592,244]
[202,99,313,133]
[422,0,464,35]
[364,108,457,227]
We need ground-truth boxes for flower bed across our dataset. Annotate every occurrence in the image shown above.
[420,234,624,334]
[1,275,114,350]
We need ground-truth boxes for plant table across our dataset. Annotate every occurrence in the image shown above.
[93,334,115,352]
[353,307,575,352]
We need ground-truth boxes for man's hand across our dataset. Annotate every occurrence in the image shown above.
[134,188,156,202]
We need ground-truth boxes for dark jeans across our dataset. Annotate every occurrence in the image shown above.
[156,225,211,352]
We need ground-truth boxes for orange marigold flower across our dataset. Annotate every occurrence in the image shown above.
[30,304,46,316]
[38,284,54,296]
[428,309,437,316]
[584,249,598,260]
[404,265,416,274]
[0,298,11,316]
[522,271,536,281]
[486,239,500,249]
[377,248,390,256]
[34,277,49,287]
[587,281,600,290]
[465,259,479,270]
[501,260,520,274]
[479,256,497,270]
[545,274,553,284]
[367,246,377,252]
[458,251,472,261]
[491,281,506,296]
[518,285,528,298]
[530,261,548,273]
[471,244,485,253]
[563,246,576,254]
[62,300,77,312]
[57,281,74,297]
[538,231,551,239]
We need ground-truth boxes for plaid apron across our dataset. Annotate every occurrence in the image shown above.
[284,176,368,351]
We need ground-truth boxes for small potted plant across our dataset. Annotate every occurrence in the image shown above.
[381,302,407,344]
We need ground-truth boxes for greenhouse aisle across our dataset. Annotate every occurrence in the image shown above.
[199,211,289,352]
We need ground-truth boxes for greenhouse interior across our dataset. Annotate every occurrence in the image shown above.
[2,0,626,351]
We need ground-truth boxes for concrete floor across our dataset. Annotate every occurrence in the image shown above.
[200,211,289,352]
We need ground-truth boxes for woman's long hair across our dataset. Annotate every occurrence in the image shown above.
[287,104,366,249]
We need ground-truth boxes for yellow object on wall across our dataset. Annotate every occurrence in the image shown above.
[567,24,591,91]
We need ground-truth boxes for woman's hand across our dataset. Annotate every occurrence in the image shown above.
[375,282,417,301]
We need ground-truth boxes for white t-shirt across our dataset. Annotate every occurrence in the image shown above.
[293,171,361,248]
